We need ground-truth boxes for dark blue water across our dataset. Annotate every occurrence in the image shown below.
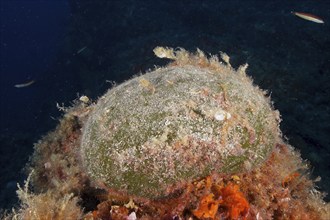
[1,0,329,210]
[0,0,70,209]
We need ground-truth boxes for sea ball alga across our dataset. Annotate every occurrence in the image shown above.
[80,47,281,198]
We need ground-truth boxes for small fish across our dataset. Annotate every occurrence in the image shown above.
[292,11,324,24]
[14,80,35,88]
[77,46,87,54]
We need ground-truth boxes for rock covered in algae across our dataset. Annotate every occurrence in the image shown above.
[80,47,281,198]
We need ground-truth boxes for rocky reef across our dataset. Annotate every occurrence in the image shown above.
[2,47,329,220]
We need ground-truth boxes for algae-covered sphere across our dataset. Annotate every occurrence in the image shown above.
[80,47,281,198]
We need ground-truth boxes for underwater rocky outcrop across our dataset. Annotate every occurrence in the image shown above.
[2,47,329,220]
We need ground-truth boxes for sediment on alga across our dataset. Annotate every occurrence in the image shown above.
[2,47,329,220]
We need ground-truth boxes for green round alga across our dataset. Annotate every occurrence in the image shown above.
[80,47,281,198]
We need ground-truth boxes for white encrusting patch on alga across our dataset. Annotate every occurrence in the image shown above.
[214,109,232,121]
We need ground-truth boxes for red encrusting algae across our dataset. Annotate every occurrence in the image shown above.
[193,180,249,220]
[218,183,249,220]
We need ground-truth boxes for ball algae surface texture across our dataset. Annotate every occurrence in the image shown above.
[80,47,281,198]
